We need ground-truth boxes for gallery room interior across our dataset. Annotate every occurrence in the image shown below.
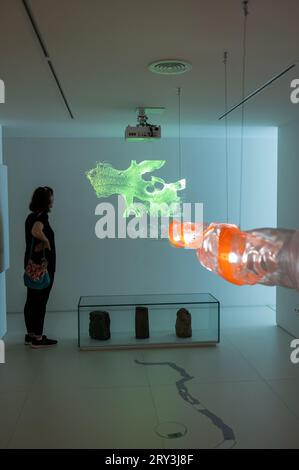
[0,0,299,451]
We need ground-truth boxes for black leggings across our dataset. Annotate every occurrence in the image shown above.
[24,272,55,336]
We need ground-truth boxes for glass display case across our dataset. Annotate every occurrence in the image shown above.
[78,293,220,350]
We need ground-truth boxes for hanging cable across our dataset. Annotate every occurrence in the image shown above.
[239,0,249,229]
[223,51,229,224]
[177,87,182,180]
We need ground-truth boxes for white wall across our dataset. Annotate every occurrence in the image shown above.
[0,126,7,338]
[3,131,277,314]
[277,119,299,337]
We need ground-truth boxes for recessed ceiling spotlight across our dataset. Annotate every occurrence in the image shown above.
[148,59,192,75]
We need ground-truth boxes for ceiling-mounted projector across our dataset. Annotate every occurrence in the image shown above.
[125,107,162,141]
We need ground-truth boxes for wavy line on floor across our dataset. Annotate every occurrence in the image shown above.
[135,359,236,449]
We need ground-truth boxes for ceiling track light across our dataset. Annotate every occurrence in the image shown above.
[22,0,74,119]
[219,62,296,120]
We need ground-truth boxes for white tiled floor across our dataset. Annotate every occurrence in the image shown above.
[1,307,299,449]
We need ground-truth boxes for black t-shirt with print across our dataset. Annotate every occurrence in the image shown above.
[24,212,56,273]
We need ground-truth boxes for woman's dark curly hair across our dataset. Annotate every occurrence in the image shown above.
[29,186,54,213]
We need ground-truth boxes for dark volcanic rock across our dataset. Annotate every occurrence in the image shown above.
[176,308,192,338]
[89,311,111,340]
[135,306,149,339]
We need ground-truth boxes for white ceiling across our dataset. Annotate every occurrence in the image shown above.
[0,0,299,137]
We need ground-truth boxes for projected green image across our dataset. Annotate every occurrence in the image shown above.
[86,160,186,217]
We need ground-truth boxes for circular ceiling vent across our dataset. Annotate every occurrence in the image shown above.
[148,59,192,75]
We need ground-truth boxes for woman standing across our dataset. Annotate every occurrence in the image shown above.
[24,187,57,348]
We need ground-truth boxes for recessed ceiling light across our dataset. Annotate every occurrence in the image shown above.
[148,60,192,75]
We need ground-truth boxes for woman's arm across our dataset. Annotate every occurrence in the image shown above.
[31,222,51,251]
